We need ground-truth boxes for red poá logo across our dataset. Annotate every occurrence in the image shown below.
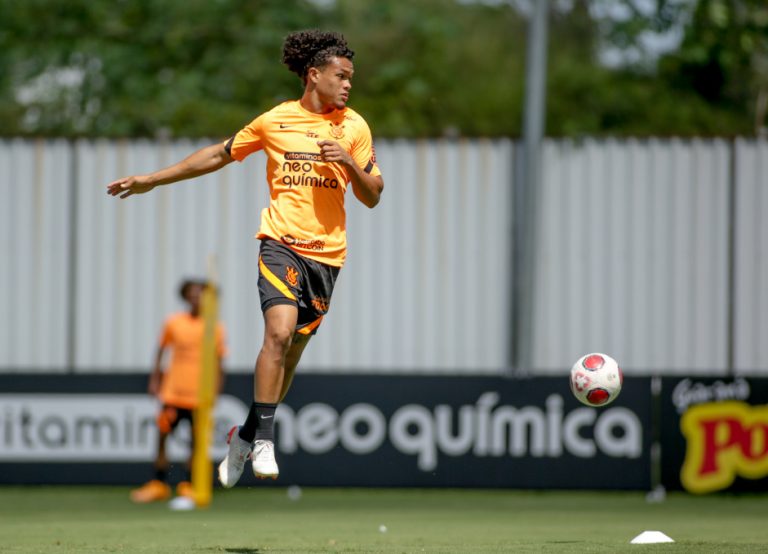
[680,401,768,494]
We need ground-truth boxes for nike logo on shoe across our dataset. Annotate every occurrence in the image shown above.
[260,415,273,420]
[279,124,292,129]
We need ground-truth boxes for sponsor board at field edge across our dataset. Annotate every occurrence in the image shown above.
[0,394,248,461]
[670,378,768,494]
[274,392,643,472]
[0,378,647,488]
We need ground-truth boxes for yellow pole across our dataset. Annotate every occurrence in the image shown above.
[192,258,218,508]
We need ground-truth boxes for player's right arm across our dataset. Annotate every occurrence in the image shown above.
[148,345,166,397]
[107,141,233,199]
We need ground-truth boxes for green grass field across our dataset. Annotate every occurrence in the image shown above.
[1,486,766,553]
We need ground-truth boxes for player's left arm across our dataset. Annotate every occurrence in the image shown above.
[317,139,383,208]
[216,355,225,395]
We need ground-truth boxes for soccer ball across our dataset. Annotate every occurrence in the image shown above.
[569,353,623,407]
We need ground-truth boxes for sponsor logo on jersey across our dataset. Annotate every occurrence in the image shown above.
[282,152,340,189]
[280,235,326,251]
[285,152,322,162]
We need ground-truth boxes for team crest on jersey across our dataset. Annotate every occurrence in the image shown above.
[285,266,299,288]
[329,122,345,139]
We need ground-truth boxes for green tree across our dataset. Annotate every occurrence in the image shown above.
[594,0,768,135]
[333,0,527,137]
[0,0,324,137]
[1,0,766,138]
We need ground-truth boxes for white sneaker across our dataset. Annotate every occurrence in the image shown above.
[252,440,279,480]
[217,426,252,488]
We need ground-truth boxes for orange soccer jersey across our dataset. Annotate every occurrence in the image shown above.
[228,100,381,267]
[158,312,227,409]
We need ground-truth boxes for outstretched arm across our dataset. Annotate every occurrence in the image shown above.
[106,141,233,199]
[317,140,383,208]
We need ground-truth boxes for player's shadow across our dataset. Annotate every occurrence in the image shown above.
[225,549,260,553]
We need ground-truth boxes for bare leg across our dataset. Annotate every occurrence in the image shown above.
[254,304,299,403]
[184,422,195,482]
[130,428,172,502]
[154,430,170,476]
[280,332,312,401]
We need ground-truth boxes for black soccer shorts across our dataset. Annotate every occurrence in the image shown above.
[156,405,193,435]
[257,238,340,335]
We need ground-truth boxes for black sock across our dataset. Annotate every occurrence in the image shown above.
[238,402,277,442]
[154,468,167,482]
[254,403,277,442]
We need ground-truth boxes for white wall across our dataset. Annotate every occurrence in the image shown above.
[0,138,765,375]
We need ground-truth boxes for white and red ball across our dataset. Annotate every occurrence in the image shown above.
[569,353,623,407]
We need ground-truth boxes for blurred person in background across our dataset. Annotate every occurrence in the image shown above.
[108,30,383,487]
[130,279,227,503]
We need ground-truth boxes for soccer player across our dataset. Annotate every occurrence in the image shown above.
[108,30,383,487]
[130,279,227,503]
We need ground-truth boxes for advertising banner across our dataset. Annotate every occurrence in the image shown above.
[660,377,768,493]
[0,374,651,489]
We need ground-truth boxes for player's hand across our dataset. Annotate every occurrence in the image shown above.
[148,374,161,397]
[317,140,352,166]
[107,175,155,199]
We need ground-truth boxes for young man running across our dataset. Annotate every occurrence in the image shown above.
[107,30,383,486]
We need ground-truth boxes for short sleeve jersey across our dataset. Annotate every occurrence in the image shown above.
[228,100,381,267]
[158,312,227,409]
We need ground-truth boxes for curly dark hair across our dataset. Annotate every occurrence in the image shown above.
[178,279,207,301]
[282,29,354,82]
